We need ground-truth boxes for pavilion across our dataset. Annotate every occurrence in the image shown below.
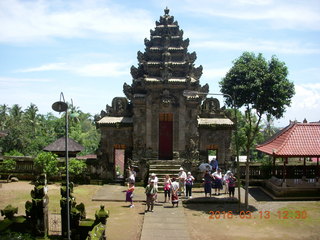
[43,137,84,158]
[256,120,320,197]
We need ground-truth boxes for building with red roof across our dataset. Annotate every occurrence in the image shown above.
[256,121,320,158]
[256,121,320,198]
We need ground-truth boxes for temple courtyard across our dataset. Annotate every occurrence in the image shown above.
[0,181,319,240]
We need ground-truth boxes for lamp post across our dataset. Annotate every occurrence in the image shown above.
[52,92,70,240]
[183,90,241,211]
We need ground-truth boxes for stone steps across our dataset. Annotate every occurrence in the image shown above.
[148,160,184,191]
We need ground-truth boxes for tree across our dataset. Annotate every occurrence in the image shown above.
[34,152,59,180]
[0,158,16,182]
[68,158,87,183]
[220,52,295,208]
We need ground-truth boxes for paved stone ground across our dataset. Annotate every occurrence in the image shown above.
[92,184,240,203]
[140,202,190,240]
[92,185,241,240]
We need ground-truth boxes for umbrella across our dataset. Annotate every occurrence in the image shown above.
[198,163,212,172]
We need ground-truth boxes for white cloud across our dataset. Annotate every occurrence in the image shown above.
[17,61,131,77]
[0,76,51,87]
[178,0,320,30]
[0,0,153,43]
[17,63,68,72]
[292,83,320,110]
[193,40,320,55]
[74,62,130,77]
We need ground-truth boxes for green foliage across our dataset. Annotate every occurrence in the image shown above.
[220,52,295,207]
[0,158,16,172]
[220,52,295,118]
[0,231,35,240]
[0,103,100,156]
[34,152,59,179]
[68,158,87,177]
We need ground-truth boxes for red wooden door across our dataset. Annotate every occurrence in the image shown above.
[159,113,173,160]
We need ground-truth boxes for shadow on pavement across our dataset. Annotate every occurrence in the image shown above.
[183,201,258,215]
[248,187,273,201]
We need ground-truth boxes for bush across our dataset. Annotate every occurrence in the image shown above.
[34,152,59,180]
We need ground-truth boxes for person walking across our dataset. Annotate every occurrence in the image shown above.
[145,180,157,212]
[171,177,179,207]
[125,182,135,208]
[203,170,212,197]
[185,172,195,199]
[163,174,172,203]
[178,167,186,196]
[227,173,236,198]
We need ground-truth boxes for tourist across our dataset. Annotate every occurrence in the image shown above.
[227,173,236,198]
[163,174,172,203]
[145,180,157,212]
[185,172,195,199]
[127,166,136,185]
[148,173,159,202]
[171,177,179,207]
[212,168,223,195]
[178,167,186,196]
[210,158,219,172]
[203,170,212,197]
[223,170,232,194]
[125,182,135,208]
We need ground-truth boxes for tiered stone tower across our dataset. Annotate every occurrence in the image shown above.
[97,8,233,181]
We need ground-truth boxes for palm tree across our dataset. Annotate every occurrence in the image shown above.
[24,103,39,136]
[9,104,23,124]
[0,104,9,130]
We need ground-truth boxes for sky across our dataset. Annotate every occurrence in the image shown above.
[1,0,319,127]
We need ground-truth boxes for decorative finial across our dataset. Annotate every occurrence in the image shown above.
[164,7,170,15]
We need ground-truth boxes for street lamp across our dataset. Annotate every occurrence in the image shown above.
[52,92,70,240]
[183,90,241,211]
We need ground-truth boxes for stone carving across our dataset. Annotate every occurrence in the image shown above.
[186,138,199,161]
[137,51,145,63]
[162,51,171,62]
[130,65,139,79]
[160,65,172,81]
[203,98,220,112]
[191,65,203,79]
[25,173,49,237]
[160,89,176,106]
[144,38,151,48]
[186,52,197,63]
[163,35,171,49]
[105,97,129,117]
[123,83,133,99]
[200,83,209,94]
[182,38,190,48]
[1,204,18,219]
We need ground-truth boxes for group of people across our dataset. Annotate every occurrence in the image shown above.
[203,168,236,198]
[124,165,236,212]
[144,167,195,212]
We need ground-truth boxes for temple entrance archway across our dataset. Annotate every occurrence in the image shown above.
[114,144,126,178]
[159,113,173,160]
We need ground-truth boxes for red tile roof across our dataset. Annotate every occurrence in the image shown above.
[256,122,320,157]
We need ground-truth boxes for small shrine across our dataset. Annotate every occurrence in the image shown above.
[43,137,84,157]
[96,8,234,180]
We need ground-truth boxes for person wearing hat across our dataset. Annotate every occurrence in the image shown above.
[212,168,223,196]
[185,172,195,199]
[148,173,159,202]
[145,180,157,212]
[178,167,186,196]
[223,170,232,194]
